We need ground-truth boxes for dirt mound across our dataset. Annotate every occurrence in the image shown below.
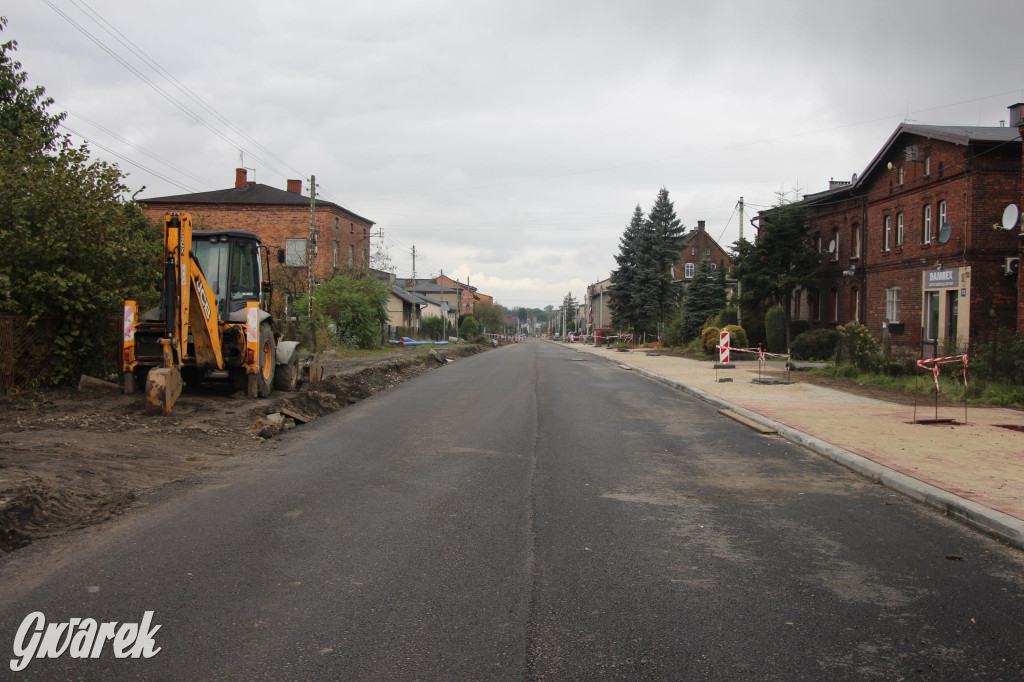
[0,343,490,554]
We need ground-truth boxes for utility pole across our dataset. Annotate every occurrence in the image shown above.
[307,174,317,350]
[737,196,743,328]
[411,245,416,279]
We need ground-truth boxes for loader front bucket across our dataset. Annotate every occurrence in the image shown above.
[145,366,183,415]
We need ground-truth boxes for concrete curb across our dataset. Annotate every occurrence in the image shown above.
[581,347,1024,551]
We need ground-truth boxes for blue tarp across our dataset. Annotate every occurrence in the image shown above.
[387,337,449,346]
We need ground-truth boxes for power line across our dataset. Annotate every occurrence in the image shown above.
[42,0,305,189]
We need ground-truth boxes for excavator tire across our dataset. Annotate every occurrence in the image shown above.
[254,323,276,398]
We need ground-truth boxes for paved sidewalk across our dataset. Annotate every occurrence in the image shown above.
[567,343,1024,550]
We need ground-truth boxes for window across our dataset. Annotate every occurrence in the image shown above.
[710,263,717,270]
[883,216,891,251]
[361,248,367,268]
[923,205,932,244]
[924,156,931,176]
[815,233,822,252]
[684,262,695,278]
[348,244,354,267]
[350,222,354,234]
[705,247,711,256]
[333,241,339,268]
[285,238,306,267]
[831,229,839,261]
[896,212,904,246]
[334,217,339,229]
[898,167,905,185]
[850,287,860,322]
[851,224,861,259]
[831,288,839,322]
[938,200,947,229]
[886,287,900,322]
[691,247,695,256]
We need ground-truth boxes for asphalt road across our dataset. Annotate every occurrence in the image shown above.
[1,339,1023,680]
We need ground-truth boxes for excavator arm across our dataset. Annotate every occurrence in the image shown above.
[145,213,225,414]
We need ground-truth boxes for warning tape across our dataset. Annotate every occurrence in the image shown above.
[717,346,791,362]
[916,354,968,393]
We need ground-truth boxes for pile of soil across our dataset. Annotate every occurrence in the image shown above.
[0,344,487,554]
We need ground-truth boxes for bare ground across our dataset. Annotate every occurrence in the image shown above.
[0,344,488,555]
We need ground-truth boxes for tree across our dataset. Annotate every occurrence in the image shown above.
[731,200,820,349]
[293,274,388,349]
[646,187,686,327]
[679,259,727,341]
[560,291,578,334]
[473,300,504,334]
[610,189,686,338]
[0,19,162,383]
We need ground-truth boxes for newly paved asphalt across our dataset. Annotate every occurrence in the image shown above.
[1,340,1023,680]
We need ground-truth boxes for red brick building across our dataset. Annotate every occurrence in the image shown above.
[140,169,374,318]
[783,107,1022,356]
[672,220,734,283]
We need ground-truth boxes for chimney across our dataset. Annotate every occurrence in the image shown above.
[1011,103,1024,129]
[697,220,705,232]
[235,168,247,188]
[287,179,302,194]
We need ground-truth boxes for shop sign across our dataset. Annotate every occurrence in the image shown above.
[924,267,959,289]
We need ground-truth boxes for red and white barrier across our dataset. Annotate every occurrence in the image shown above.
[916,354,968,394]
[719,331,730,363]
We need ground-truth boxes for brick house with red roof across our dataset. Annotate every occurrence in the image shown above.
[140,169,374,319]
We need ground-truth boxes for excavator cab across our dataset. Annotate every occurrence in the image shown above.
[192,231,266,317]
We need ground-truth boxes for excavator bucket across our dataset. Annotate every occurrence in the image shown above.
[144,366,183,416]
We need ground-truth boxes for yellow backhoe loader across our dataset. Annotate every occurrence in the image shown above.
[122,213,313,414]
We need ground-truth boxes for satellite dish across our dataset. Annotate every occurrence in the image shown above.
[828,239,837,253]
[1001,204,1019,231]
[938,221,953,244]
[851,173,858,183]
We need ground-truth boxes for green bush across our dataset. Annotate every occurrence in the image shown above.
[836,321,879,370]
[790,319,810,339]
[765,306,787,353]
[701,326,721,355]
[295,274,389,349]
[722,324,748,350]
[790,329,837,361]
[460,315,480,338]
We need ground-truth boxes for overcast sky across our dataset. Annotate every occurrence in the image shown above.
[7,1,1024,309]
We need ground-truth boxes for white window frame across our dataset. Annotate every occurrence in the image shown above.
[285,238,306,267]
[898,166,905,185]
[852,225,861,259]
[896,212,904,246]
[684,262,695,279]
[886,286,901,323]
[924,156,931,176]
[348,244,354,267]
[938,200,947,228]
[333,241,339,269]
[883,216,891,252]
[923,205,932,244]
[831,230,839,261]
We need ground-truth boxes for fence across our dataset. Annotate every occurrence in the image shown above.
[0,316,121,394]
